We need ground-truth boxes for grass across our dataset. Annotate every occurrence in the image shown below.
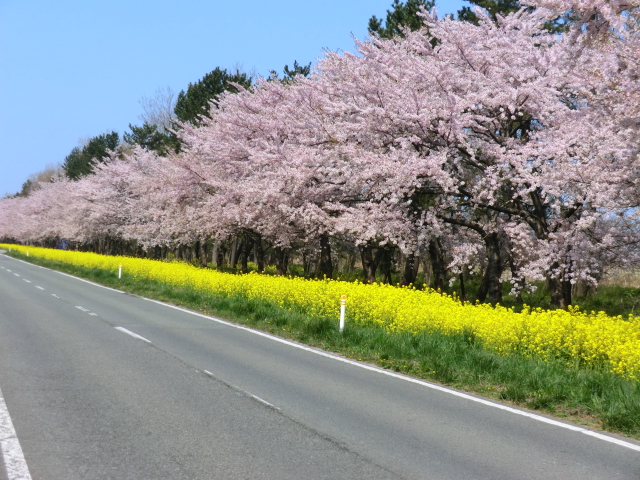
[6,250,640,439]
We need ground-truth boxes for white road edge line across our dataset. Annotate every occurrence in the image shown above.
[114,327,151,344]
[75,306,90,312]
[4,254,639,452]
[0,385,32,480]
[144,296,640,453]
[1,255,124,294]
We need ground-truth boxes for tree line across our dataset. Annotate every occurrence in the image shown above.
[2,0,640,309]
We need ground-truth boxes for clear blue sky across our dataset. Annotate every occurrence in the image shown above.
[0,0,466,197]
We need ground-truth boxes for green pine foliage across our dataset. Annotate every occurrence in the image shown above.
[368,0,436,39]
[173,67,252,125]
[63,131,120,180]
[123,123,180,156]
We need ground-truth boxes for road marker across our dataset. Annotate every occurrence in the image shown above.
[339,295,347,332]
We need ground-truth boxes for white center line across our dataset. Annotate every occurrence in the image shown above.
[0,385,33,480]
[51,294,60,299]
[6,269,11,272]
[22,279,31,284]
[88,312,98,316]
[75,306,90,312]
[35,286,44,291]
[114,327,151,343]
[13,273,19,277]
[203,370,279,410]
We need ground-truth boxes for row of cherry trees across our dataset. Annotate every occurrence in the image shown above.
[2,0,639,307]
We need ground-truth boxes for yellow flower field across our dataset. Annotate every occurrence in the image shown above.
[4,244,640,379]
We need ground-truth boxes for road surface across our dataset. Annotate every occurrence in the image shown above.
[0,253,639,479]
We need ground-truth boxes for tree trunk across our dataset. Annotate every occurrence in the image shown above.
[199,238,207,267]
[216,241,227,269]
[360,244,385,284]
[400,253,419,286]
[319,234,333,279]
[212,240,219,267]
[254,235,265,273]
[428,238,446,291]
[191,241,199,264]
[230,237,241,269]
[274,247,289,275]
[476,232,503,305]
[548,262,572,309]
[379,248,393,284]
[240,235,254,274]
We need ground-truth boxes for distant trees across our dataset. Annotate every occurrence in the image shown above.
[174,67,252,125]
[15,164,63,197]
[123,123,179,157]
[368,0,435,37]
[3,0,640,310]
[457,0,521,24]
[62,132,120,180]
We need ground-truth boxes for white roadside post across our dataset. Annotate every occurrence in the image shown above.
[118,264,122,279]
[26,251,29,257]
[339,295,347,332]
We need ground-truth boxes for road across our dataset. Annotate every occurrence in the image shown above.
[0,253,639,479]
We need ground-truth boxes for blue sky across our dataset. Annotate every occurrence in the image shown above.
[0,0,466,197]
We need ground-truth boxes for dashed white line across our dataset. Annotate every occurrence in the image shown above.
[75,306,98,316]
[4,253,639,453]
[22,279,31,284]
[0,384,33,480]
[114,327,151,343]
[13,273,19,277]
[202,370,279,410]
[51,294,60,299]
[35,286,44,291]
[249,394,278,409]
[5,269,11,272]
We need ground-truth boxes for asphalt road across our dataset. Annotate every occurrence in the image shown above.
[0,253,639,479]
